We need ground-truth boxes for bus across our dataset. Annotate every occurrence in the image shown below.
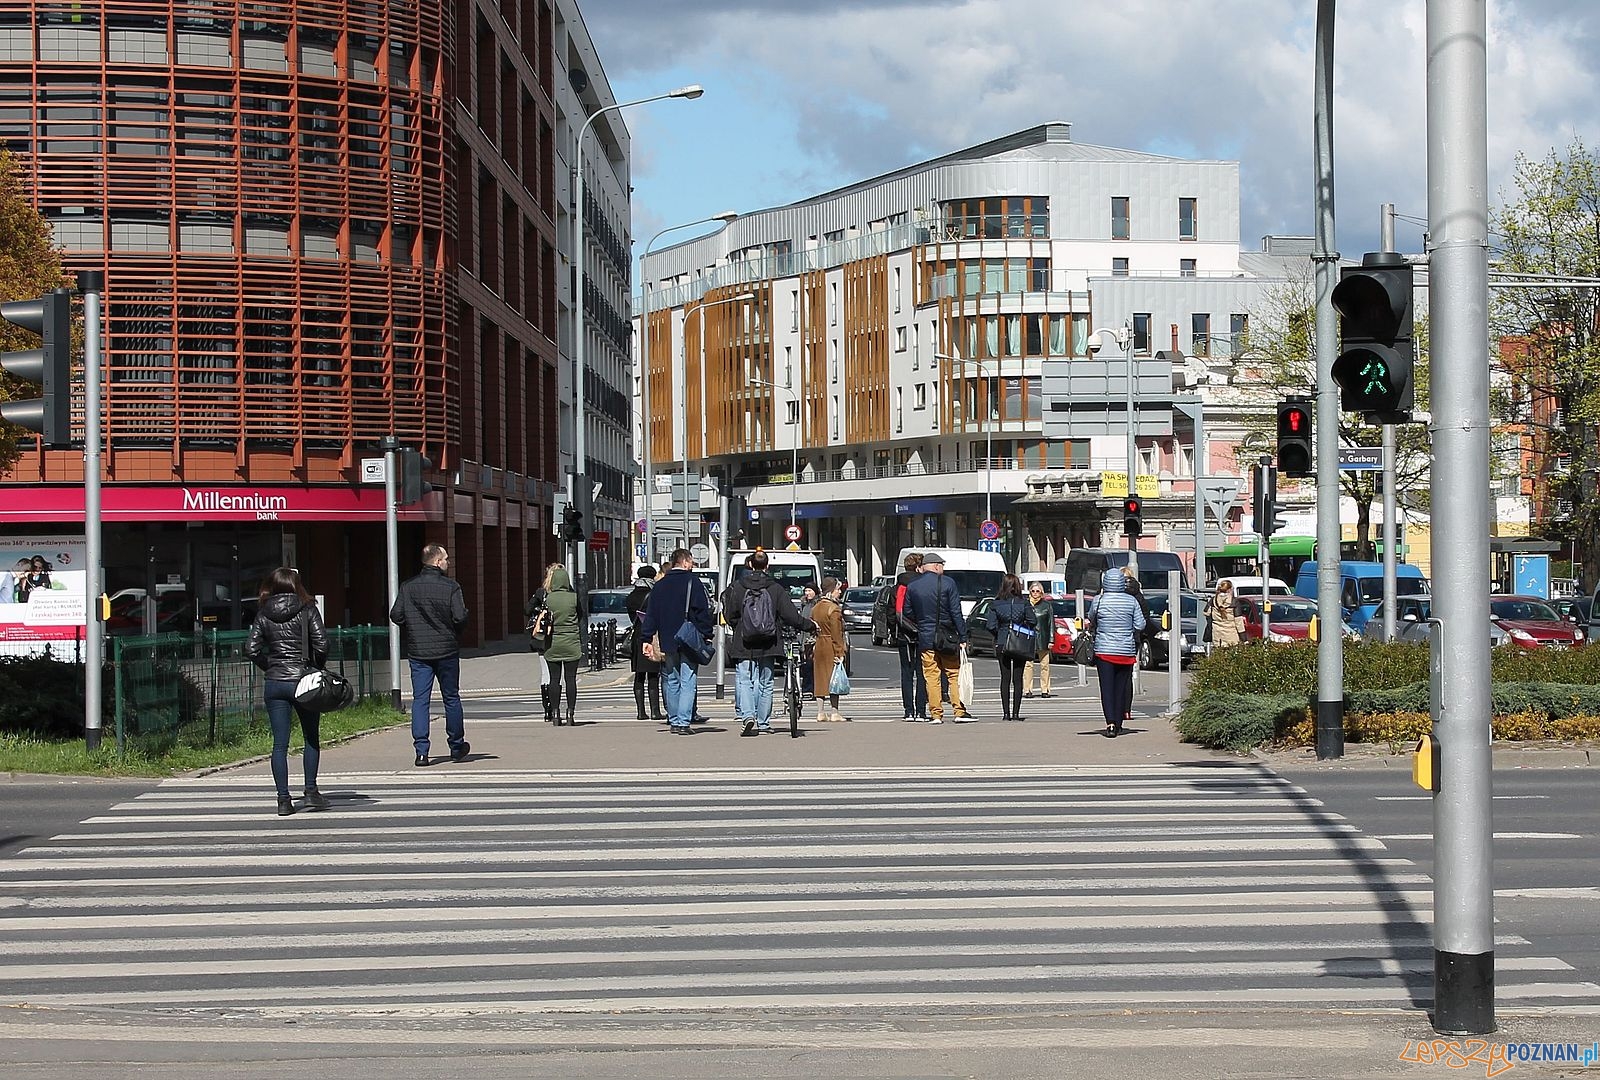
[1205,536,1316,585]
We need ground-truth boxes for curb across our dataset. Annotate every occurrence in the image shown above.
[1258,745,1598,769]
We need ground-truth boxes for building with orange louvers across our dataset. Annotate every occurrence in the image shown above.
[0,0,623,644]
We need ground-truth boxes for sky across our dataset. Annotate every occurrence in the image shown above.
[579,0,1600,272]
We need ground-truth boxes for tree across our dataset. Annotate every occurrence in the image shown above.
[1492,140,1600,592]
[1236,269,1432,558]
[0,148,73,473]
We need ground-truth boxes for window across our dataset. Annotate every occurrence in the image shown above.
[915,384,927,409]
[791,289,800,331]
[829,281,837,324]
[1180,258,1196,277]
[895,325,907,351]
[1112,257,1129,277]
[1132,313,1151,354]
[1111,196,1130,240]
[1192,312,1211,356]
[1179,197,1197,240]
[893,267,902,313]
[1230,313,1249,356]
[832,396,839,440]
[785,400,799,425]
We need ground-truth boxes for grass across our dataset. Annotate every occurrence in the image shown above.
[0,698,406,777]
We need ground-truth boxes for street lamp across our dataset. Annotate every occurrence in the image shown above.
[934,352,996,525]
[571,83,704,590]
[640,209,737,563]
[1088,324,1137,576]
[683,290,758,548]
[750,375,801,530]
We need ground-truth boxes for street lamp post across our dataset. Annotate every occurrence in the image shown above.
[640,210,737,564]
[935,353,995,525]
[1089,325,1137,577]
[682,291,757,549]
[572,83,703,591]
[750,375,801,530]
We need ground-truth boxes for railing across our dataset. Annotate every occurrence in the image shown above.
[753,458,1025,487]
[110,626,391,755]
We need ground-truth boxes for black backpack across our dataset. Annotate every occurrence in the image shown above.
[740,583,778,647]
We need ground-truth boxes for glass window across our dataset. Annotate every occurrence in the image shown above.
[1003,315,1021,357]
[1179,197,1197,239]
[1070,440,1091,468]
[1132,313,1151,354]
[1049,314,1068,356]
[1112,257,1129,277]
[1026,313,1044,355]
[984,260,1003,293]
[1071,313,1088,356]
[1192,312,1211,356]
[1111,196,1130,240]
[1231,313,1249,356]
[1046,440,1066,467]
[1180,258,1196,277]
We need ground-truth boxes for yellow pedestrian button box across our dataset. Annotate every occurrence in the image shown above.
[1412,734,1441,793]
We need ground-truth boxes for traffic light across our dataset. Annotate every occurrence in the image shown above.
[396,449,433,505]
[1,288,73,447]
[1277,397,1313,478]
[561,504,584,543]
[1331,252,1414,421]
[1252,459,1285,538]
[1122,495,1143,538]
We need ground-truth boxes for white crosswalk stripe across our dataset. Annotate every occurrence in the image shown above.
[3,764,1592,1016]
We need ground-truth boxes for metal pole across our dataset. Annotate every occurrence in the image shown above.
[1312,0,1345,759]
[382,436,402,711]
[572,142,587,594]
[1167,568,1181,711]
[1076,587,1088,687]
[1124,327,1139,581]
[1381,202,1400,642]
[790,384,799,529]
[1426,0,1495,1036]
[79,273,105,752]
[640,280,652,567]
[985,359,994,524]
[715,483,729,698]
[1192,399,1205,590]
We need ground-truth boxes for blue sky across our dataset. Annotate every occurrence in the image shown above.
[582,0,1600,274]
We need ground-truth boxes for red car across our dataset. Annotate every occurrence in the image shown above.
[1048,597,1083,656]
[1490,595,1586,648]
[1236,595,1320,641]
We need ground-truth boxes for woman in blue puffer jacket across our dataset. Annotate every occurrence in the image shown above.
[1086,568,1147,737]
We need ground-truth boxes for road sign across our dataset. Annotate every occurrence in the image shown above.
[690,542,712,566]
[977,538,1002,554]
[588,530,611,552]
[979,519,1000,541]
[636,518,648,535]
[635,543,647,560]
[784,524,803,542]
[360,458,386,485]
[1338,446,1384,471]
[670,473,701,515]
[1514,554,1549,599]
[1197,477,1243,526]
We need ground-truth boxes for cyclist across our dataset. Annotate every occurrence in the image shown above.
[723,550,816,736]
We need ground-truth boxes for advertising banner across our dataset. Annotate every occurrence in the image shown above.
[0,534,89,655]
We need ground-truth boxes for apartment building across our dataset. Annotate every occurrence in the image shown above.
[635,122,1305,582]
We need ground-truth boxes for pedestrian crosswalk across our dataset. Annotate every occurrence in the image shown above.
[3,764,1593,1015]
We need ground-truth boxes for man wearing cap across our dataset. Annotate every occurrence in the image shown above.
[904,551,973,723]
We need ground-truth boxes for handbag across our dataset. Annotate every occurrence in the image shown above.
[957,653,974,704]
[932,583,961,655]
[527,607,553,654]
[293,612,353,712]
[1003,622,1037,661]
[1071,621,1096,666]
[672,575,714,665]
[829,656,851,696]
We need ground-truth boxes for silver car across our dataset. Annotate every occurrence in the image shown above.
[1362,595,1510,647]
[585,588,634,652]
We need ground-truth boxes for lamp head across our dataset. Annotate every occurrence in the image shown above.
[671,84,706,100]
[714,210,738,223]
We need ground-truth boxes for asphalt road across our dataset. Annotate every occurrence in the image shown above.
[0,777,158,859]
[1277,764,1600,994]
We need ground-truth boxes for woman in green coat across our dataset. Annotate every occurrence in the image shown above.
[538,564,585,725]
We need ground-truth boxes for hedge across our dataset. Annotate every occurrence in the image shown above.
[0,654,112,740]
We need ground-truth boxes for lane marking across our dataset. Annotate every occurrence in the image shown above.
[1379,832,1580,841]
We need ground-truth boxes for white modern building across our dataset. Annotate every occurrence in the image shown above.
[633,122,1313,582]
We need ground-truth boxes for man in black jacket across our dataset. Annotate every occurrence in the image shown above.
[874,552,929,722]
[639,548,714,735]
[723,550,815,736]
[389,543,470,766]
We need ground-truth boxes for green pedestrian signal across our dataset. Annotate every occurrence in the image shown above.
[1331,253,1414,422]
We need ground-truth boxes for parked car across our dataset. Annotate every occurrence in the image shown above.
[1362,596,1513,648]
[1048,597,1083,657]
[585,588,634,653]
[1237,595,1322,642]
[841,586,878,635]
[1214,575,1296,599]
[1143,592,1207,668]
[1490,595,1586,648]
[1552,594,1592,626]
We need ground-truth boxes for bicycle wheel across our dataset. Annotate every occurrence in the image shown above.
[788,674,801,737]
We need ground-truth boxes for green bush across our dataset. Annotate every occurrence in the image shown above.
[0,654,113,740]
[1174,692,1309,752]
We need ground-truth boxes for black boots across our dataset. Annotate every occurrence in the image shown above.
[303,789,330,811]
[276,796,295,816]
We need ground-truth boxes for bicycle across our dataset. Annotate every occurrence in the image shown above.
[780,630,805,737]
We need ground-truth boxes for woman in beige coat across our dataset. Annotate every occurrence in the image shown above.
[1206,579,1243,648]
[811,577,849,721]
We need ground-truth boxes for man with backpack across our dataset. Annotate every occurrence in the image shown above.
[874,551,930,722]
[723,549,816,736]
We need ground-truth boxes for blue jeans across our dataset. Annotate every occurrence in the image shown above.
[265,679,320,797]
[735,658,775,728]
[897,641,928,717]
[409,655,465,756]
[662,652,698,729]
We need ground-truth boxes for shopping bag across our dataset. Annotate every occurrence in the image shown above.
[957,653,974,704]
[536,653,550,688]
[828,657,851,696]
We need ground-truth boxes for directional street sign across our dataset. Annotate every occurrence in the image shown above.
[1514,554,1549,599]
[1197,477,1243,526]
[1338,446,1384,471]
[977,538,1002,554]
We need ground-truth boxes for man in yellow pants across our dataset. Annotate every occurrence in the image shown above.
[904,553,974,723]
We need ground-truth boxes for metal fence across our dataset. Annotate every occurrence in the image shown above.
[110,626,391,753]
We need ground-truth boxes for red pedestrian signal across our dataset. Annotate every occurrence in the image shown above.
[1277,397,1313,478]
[1122,496,1143,538]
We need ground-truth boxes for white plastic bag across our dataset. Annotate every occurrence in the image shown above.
[957,652,974,706]
[537,653,551,688]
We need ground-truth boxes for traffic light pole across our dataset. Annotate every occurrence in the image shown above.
[1426,0,1495,1036]
[1311,0,1344,760]
[1381,203,1399,642]
[381,436,402,711]
[79,273,105,752]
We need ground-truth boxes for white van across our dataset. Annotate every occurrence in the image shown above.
[1215,575,1295,598]
[893,547,1006,617]
[726,548,822,602]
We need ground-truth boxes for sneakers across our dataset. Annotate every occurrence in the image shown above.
[921,715,944,725]
[756,724,773,734]
[1023,691,1035,699]
[451,742,471,762]
[952,713,979,724]
[671,725,694,735]
[414,754,430,768]
[740,719,759,738]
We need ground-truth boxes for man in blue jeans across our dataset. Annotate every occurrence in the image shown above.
[639,547,714,734]
[389,542,470,765]
[722,550,816,735]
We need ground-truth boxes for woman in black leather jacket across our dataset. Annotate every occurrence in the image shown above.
[245,567,329,816]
